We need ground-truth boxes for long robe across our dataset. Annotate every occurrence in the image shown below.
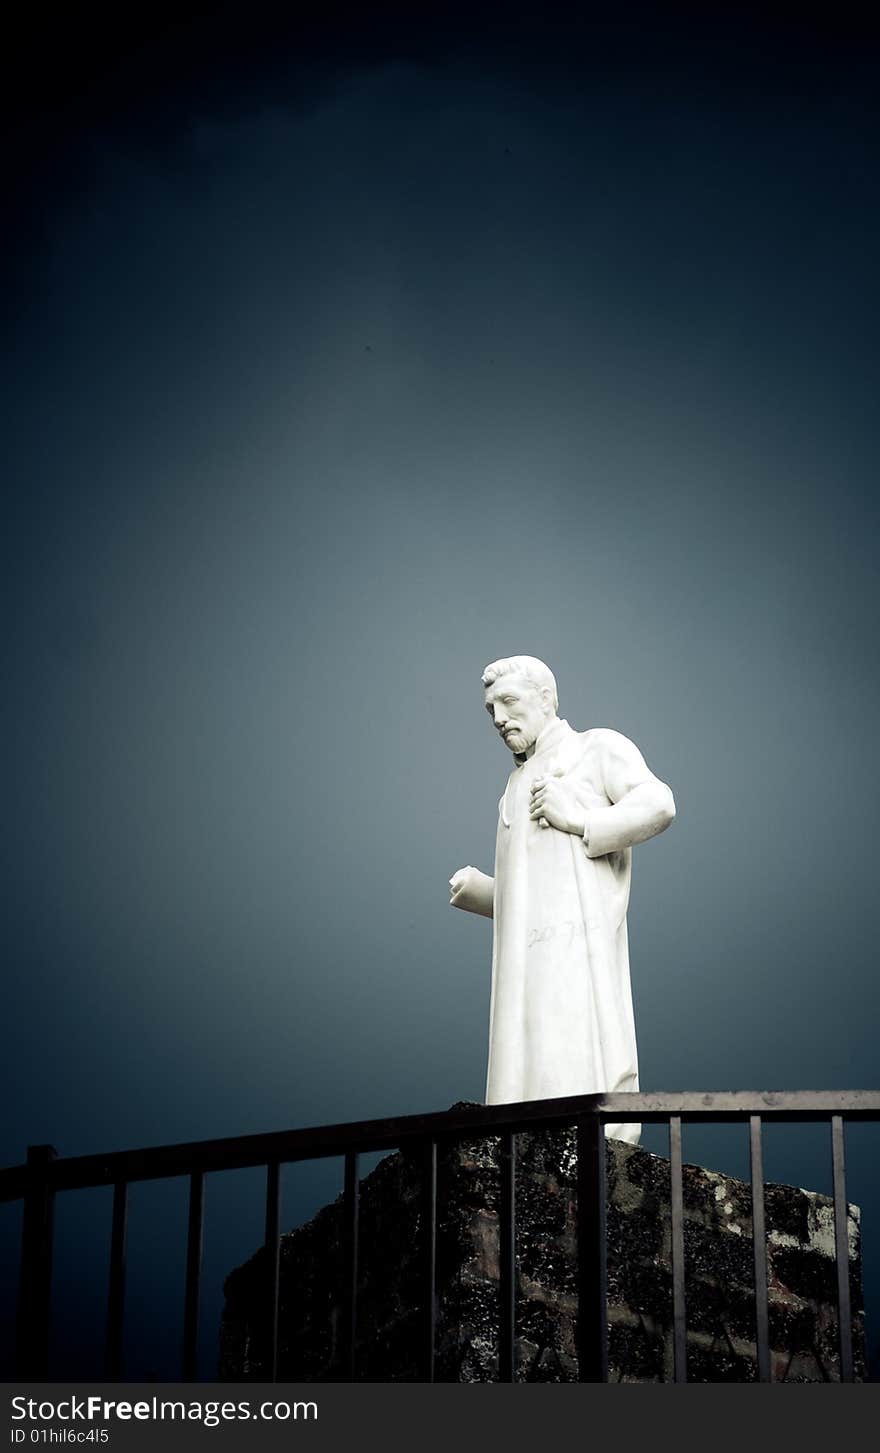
[486,718,675,1144]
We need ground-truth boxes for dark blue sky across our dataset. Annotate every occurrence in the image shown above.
[3,6,879,1380]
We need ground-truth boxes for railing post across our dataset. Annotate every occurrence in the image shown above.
[181,1171,205,1381]
[264,1162,281,1383]
[498,1131,516,1381]
[576,1114,607,1381]
[421,1140,437,1383]
[748,1117,770,1382]
[669,1116,687,1382]
[16,1145,57,1379]
[104,1179,129,1380]
[830,1116,854,1382]
[342,1151,359,1380]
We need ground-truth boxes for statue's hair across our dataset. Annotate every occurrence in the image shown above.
[481,656,559,713]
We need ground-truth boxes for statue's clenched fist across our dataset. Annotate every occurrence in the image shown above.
[529,771,586,836]
[449,865,494,918]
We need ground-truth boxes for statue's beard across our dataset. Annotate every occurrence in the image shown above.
[503,728,534,753]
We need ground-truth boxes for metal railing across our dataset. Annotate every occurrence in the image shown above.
[2,1090,878,1382]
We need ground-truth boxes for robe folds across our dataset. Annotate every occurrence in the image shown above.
[486,718,675,1145]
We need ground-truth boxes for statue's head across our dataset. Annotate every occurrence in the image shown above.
[481,656,559,756]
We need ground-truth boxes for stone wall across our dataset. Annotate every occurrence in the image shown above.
[219,1108,865,1382]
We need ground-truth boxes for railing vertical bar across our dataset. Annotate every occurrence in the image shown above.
[576,1114,607,1382]
[181,1171,204,1381]
[830,1116,854,1382]
[342,1151,359,1380]
[669,1115,687,1383]
[499,1130,516,1381]
[264,1162,281,1383]
[15,1145,57,1379]
[421,1139,437,1383]
[104,1180,128,1380]
[748,1116,770,1383]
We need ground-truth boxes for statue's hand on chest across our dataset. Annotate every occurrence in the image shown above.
[528,770,588,837]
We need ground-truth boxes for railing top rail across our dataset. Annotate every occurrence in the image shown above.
[1,1090,879,1200]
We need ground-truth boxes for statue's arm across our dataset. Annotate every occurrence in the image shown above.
[583,730,676,859]
[449,866,495,918]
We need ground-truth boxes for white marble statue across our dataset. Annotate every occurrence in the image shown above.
[449,656,675,1144]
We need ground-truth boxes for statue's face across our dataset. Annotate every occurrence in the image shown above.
[484,672,551,755]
